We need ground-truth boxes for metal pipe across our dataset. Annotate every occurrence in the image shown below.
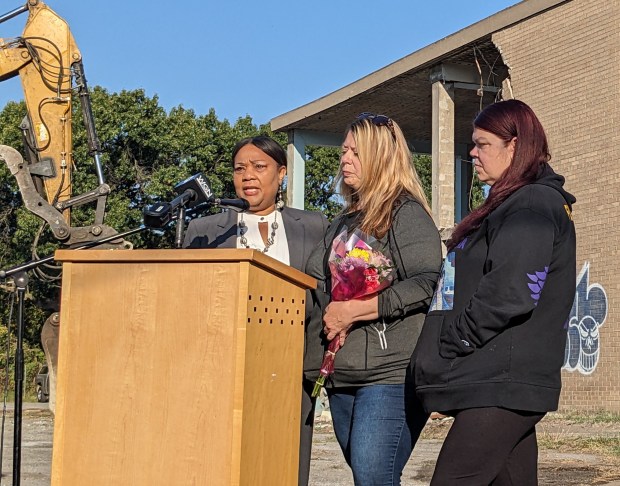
[0,4,29,25]
[12,272,28,486]
[72,61,105,185]
[93,153,105,186]
[0,225,147,279]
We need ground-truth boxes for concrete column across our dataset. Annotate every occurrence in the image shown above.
[285,129,343,210]
[286,131,307,209]
[431,81,455,229]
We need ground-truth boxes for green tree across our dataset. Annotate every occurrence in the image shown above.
[0,87,474,378]
[469,178,487,212]
[413,153,432,203]
[0,88,276,353]
[0,322,46,401]
[304,145,342,220]
[303,147,434,222]
[0,88,322,352]
[0,102,28,269]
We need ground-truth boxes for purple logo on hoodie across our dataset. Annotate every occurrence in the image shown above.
[455,238,468,250]
[527,266,549,305]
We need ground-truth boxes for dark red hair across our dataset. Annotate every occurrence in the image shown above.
[447,99,550,250]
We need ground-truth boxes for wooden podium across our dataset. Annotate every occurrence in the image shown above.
[50,249,316,486]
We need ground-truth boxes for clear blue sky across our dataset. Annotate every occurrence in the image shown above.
[0,0,518,125]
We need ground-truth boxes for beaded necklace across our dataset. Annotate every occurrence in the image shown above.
[238,210,279,253]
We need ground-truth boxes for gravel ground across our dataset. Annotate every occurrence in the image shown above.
[309,411,620,486]
[1,404,619,485]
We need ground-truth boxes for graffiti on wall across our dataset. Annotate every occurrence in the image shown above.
[563,262,608,375]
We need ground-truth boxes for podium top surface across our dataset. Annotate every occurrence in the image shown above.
[55,248,316,289]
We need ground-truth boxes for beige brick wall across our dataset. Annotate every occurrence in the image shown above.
[493,0,620,412]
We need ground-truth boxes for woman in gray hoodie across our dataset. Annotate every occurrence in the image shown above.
[304,113,442,486]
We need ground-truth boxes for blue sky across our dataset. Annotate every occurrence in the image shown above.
[0,0,518,125]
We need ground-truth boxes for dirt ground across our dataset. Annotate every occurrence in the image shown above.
[309,412,620,486]
[1,405,619,485]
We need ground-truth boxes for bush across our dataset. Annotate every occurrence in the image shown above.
[0,324,46,401]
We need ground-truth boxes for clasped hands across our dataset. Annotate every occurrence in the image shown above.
[322,295,380,346]
[323,300,355,345]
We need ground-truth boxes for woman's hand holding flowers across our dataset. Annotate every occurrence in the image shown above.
[324,301,355,345]
[324,296,380,345]
[311,229,394,397]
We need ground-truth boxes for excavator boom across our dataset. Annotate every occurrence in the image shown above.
[0,1,131,414]
[0,0,121,246]
[0,0,78,212]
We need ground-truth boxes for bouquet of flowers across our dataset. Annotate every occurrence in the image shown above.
[311,228,395,397]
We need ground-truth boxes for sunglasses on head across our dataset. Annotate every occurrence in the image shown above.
[356,112,396,136]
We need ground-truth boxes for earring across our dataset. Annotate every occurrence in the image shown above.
[276,183,284,210]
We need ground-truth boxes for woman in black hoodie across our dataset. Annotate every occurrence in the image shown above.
[414,99,577,485]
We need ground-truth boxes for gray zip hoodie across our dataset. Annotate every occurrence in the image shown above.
[304,197,442,387]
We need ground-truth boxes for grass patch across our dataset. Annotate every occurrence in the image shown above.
[538,434,620,486]
[549,410,620,424]
[538,434,620,458]
[1,388,39,403]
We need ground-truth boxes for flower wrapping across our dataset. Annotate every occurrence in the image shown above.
[311,228,395,397]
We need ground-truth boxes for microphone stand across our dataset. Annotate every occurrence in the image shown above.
[0,224,147,486]
[171,199,248,248]
[9,272,27,486]
[175,206,186,249]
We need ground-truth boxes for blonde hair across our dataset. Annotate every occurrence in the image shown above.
[337,116,431,239]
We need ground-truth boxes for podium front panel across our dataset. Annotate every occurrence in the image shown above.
[235,264,305,484]
[51,251,308,486]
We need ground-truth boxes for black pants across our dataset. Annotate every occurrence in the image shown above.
[431,407,546,486]
[298,379,316,486]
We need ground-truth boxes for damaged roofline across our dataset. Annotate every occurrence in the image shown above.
[271,0,570,132]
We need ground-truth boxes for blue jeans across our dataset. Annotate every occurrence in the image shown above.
[327,384,428,486]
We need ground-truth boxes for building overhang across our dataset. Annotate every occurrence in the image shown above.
[271,0,569,148]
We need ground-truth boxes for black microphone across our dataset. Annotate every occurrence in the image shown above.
[143,173,215,228]
[174,173,214,207]
[215,198,250,212]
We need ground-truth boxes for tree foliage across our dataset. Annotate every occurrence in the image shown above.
[304,145,342,220]
[0,323,46,400]
[413,153,433,203]
[303,145,433,221]
[0,88,295,353]
[0,87,476,368]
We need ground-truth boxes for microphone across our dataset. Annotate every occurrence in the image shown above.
[214,198,250,212]
[174,173,214,208]
[143,173,215,228]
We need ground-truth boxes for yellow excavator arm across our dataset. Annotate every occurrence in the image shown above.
[0,0,123,246]
[0,0,77,213]
[0,1,131,414]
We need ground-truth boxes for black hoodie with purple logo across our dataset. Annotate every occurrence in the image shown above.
[414,165,576,413]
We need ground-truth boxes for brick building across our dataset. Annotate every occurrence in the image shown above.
[271,0,619,412]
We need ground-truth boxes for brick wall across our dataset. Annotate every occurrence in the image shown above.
[493,0,620,412]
